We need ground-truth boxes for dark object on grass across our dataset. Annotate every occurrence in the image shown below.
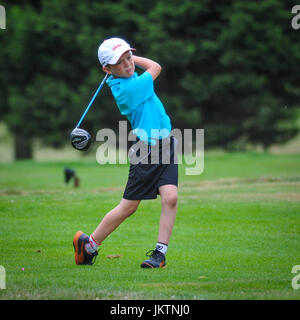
[64,168,80,188]
[65,168,75,183]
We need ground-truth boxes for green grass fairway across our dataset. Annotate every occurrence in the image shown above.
[0,152,300,300]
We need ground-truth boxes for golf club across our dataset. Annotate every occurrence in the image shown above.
[70,73,109,151]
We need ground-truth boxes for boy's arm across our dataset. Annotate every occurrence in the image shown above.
[132,55,161,80]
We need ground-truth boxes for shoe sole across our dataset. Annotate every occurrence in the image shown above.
[73,231,85,265]
[141,261,166,268]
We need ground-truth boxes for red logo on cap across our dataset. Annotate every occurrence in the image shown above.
[113,44,122,51]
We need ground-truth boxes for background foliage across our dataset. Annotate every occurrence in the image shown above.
[1,0,300,158]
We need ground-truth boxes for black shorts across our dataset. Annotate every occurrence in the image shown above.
[123,136,178,200]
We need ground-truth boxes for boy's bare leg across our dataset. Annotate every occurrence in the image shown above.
[91,198,141,244]
[158,184,178,245]
[140,184,177,268]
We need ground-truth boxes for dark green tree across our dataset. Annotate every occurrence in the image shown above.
[1,0,299,159]
[139,0,300,149]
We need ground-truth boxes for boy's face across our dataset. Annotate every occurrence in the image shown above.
[103,51,135,78]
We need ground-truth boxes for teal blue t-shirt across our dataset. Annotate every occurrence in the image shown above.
[106,72,171,145]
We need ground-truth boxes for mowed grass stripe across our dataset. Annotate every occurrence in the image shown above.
[0,153,300,299]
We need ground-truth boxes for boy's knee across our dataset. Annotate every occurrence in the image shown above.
[127,203,138,215]
[121,200,140,216]
[162,193,178,208]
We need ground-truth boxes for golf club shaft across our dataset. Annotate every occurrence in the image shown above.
[76,73,109,128]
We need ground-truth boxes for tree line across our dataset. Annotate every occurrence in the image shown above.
[0,0,300,159]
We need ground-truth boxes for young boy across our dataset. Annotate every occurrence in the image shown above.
[73,37,178,268]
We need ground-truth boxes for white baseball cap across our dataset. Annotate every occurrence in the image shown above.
[98,37,135,66]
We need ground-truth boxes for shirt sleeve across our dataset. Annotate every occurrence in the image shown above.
[120,71,154,110]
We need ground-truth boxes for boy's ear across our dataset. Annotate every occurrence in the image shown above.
[102,66,112,75]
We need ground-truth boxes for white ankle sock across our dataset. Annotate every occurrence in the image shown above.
[86,235,100,253]
[156,242,168,255]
